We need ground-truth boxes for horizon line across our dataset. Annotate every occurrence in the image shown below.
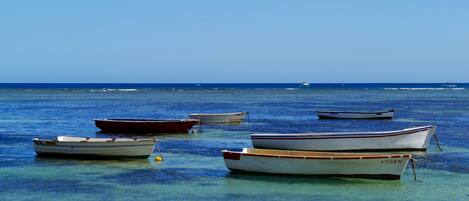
[0,82,466,84]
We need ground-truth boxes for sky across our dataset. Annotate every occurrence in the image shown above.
[1,0,468,83]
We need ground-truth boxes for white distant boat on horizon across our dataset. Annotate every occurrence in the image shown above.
[301,82,310,87]
[443,83,457,88]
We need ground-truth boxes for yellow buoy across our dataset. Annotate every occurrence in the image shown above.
[155,156,163,161]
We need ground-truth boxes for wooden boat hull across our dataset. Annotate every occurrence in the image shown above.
[188,112,247,124]
[251,126,436,152]
[33,136,156,158]
[316,110,394,119]
[95,119,199,134]
[223,148,410,180]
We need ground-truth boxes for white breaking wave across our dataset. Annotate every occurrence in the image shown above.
[284,88,298,91]
[384,88,465,91]
[90,88,140,92]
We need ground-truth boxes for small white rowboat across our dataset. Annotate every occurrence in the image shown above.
[316,109,394,119]
[251,126,437,152]
[223,148,413,180]
[33,136,156,159]
[188,112,248,124]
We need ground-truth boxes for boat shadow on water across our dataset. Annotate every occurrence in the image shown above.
[32,155,155,168]
[94,131,199,138]
[223,171,405,185]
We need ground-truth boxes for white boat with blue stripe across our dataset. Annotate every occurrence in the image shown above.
[251,126,438,152]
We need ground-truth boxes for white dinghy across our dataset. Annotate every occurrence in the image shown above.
[33,136,156,159]
[316,109,394,119]
[189,112,248,124]
[251,126,439,152]
[223,148,414,180]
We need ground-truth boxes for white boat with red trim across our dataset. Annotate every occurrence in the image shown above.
[223,148,413,180]
[316,109,394,119]
[33,136,156,159]
[251,126,437,152]
[188,112,248,124]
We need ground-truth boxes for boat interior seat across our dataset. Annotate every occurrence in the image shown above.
[50,136,150,143]
[244,148,407,158]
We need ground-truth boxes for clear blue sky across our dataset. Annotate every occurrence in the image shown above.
[1,0,468,83]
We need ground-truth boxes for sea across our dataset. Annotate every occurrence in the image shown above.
[0,83,468,201]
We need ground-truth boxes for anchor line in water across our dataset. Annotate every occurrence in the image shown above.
[433,133,443,152]
[410,158,417,181]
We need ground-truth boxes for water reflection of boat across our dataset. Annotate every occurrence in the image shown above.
[222,148,412,180]
[33,155,155,169]
[33,136,156,159]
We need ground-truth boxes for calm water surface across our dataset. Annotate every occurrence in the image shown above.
[0,84,468,201]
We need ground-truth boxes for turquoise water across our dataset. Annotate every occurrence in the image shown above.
[0,84,468,200]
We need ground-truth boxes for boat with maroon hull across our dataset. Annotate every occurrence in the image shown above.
[94,119,199,134]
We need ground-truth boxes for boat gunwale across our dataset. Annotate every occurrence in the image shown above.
[34,143,156,148]
[94,119,200,123]
[33,136,156,144]
[188,112,247,116]
[222,149,411,160]
[251,146,427,152]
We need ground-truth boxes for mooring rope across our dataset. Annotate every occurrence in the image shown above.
[410,158,417,181]
[154,137,164,161]
[433,133,443,152]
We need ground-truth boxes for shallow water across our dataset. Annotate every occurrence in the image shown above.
[0,84,468,200]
